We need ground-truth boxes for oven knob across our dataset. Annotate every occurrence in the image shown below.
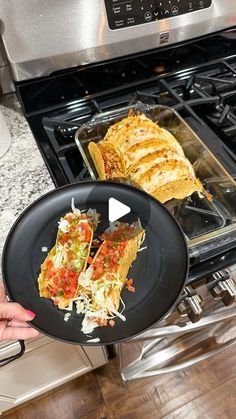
[211,278,236,306]
[177,294,203,323]
[171,5,179,15]
[144,11,152,22]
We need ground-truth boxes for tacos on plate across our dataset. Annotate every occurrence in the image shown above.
[76,221,145,333]
[38,209,98,309]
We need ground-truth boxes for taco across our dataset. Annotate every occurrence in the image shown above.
[76,221,145,333]
[88,113,205,203]
[88,141,125,180]
[38,208,98,309]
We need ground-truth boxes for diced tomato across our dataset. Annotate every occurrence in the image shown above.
[100,319,108,327]
[69,271,77,279]
[92,266,104,280]
[53,277,60,286]
[117,244,124,252]
[126,279,133,288]
[85,230,91,242]
[65,214,75,223]
[100,244,108,256]
[59,233,70,243]
[87,256,93,265]
[46,260,53,270]
[48,267,79,299]
[94,318,108,327]
[46,260,55,279]
[58,267,67,278]
[109,320,115,327]
[96,254,104,265]
[112,255,118,264]
[80,222,91,243]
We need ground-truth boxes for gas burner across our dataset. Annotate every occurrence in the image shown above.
[15,32,236,267]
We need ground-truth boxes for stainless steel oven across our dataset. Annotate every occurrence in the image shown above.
[0,0,236,375]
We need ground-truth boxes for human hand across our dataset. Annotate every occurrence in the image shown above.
[0,282,39,341]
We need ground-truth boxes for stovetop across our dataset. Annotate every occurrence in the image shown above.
[16,30,236,278]
[16,31,236,185]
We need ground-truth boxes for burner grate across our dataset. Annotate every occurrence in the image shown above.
[16,35,236,188]
[14,31,236,269]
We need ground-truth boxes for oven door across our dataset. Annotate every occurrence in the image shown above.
[119,304,236,381]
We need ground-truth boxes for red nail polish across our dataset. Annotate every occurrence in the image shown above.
[26,310,36,319]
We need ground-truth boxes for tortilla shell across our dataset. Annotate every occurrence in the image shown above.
[38,215,94,308]
[91,228,145,311]
[152,178,203,203]
[99,142,126,179]
[88,142,106,180]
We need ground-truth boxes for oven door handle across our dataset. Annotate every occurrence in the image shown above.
[130,306,236,342]
[122,338,236,380]
[0,340,25,367]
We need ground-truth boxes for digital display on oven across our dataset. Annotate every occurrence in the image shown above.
[105,0,212,30]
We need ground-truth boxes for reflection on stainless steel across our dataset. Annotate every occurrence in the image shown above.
[118,267,236,381]
[128,305,236,342]
[211,278,236,305]
[177,286,203,323]
[0,0,235,80]
[121,339,236,380]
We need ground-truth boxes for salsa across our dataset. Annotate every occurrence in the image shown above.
[92,240,127,281]
[44,215,93,303]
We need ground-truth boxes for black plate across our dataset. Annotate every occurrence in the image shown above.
[2,181,189,345]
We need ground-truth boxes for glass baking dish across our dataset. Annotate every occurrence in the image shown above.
[75,103,236,261]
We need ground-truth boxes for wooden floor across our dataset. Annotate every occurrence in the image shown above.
[3,345,236,419]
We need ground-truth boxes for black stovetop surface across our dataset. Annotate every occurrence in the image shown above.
[16,30,236,186]
[15,29,236,279]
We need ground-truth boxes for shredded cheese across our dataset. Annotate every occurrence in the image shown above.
[64,313,71,322]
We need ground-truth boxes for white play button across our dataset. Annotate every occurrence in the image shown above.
[108,197,131,222]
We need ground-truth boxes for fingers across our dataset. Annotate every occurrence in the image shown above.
[7,320,32,328]
[0,302,36,322]
[0,282,6,303]
[2,327,39,341]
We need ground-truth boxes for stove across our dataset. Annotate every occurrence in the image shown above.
[16,32,236,188]
[1,0,236,375]
[15,31,236,273]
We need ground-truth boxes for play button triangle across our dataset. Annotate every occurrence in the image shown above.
[108,197,131,222]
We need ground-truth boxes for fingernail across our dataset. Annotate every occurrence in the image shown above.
[26,310,36,319]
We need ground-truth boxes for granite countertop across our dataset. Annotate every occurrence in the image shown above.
[0,93,54,260]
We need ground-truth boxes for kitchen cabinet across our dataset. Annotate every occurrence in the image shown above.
[0,336,107,414]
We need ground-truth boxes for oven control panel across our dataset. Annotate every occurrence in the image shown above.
[105,0,212,30]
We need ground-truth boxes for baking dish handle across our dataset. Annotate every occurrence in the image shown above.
[0,340,25,367]
[90,103,153,123]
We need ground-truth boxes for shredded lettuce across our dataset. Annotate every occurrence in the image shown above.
[86,337,100,343]
[58,219,70,233]
[71,197,81,215]
[64,313,71,322]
